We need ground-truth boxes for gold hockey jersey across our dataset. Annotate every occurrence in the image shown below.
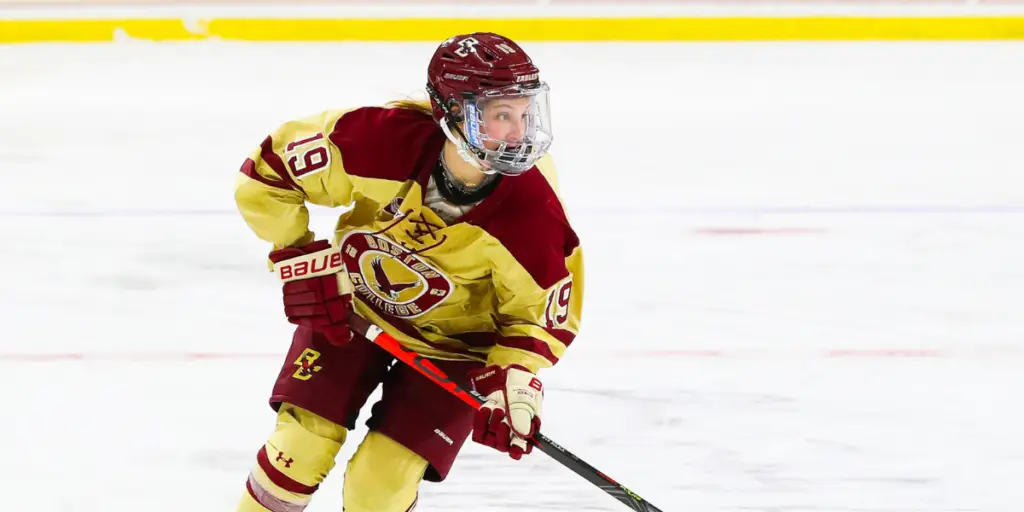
[234,105,583,372]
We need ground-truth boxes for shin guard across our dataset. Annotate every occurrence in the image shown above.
[238,404,346,512]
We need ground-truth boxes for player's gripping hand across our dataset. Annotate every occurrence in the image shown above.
[469,364,544,460]
[268,240,353,346]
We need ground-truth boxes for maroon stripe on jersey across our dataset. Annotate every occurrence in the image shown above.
[240,158,294,190]
[543,327,576,347]
[246,475,308,512]
[260,136,299,190]
[455,330,572,349]
[497,336,559,365]
[449,332,499,348]
[256,446,320,495]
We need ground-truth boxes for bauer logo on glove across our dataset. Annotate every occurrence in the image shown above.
[268,240,354,346]
[274,246,343,283]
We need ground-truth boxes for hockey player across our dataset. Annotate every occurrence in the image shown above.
[233,33,583,512]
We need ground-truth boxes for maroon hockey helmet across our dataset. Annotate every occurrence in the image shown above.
[426,33,554,176]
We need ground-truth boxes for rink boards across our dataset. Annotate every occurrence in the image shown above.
[5,1,1024,43]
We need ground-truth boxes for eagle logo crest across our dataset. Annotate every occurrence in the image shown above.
[370,257,419,300]
[340,231,452,318]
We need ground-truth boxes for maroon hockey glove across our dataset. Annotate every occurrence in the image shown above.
[469,364,544,460]
[268,240,353,346]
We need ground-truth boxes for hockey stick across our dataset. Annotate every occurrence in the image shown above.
[348,314,665,512]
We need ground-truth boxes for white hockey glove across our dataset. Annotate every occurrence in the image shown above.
[469,364,544,460]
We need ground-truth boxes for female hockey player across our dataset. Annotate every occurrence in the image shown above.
[233,32,583,512]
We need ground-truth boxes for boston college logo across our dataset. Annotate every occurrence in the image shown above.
[340,230,452,318]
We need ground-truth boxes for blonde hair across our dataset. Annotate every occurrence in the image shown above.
[385,98,433,117]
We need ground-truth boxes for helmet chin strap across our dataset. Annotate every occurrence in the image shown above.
[440,117,496,173]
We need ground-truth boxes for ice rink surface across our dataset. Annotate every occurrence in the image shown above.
[2,41,1024,511]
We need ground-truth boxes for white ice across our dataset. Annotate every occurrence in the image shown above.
[1,41,1023,511]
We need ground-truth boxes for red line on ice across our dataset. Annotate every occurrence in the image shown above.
[0,348,1019,362]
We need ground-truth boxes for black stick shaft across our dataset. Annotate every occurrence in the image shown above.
[348,315,665,512]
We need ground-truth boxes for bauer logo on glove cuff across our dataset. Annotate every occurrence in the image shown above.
[275,247,343,283]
